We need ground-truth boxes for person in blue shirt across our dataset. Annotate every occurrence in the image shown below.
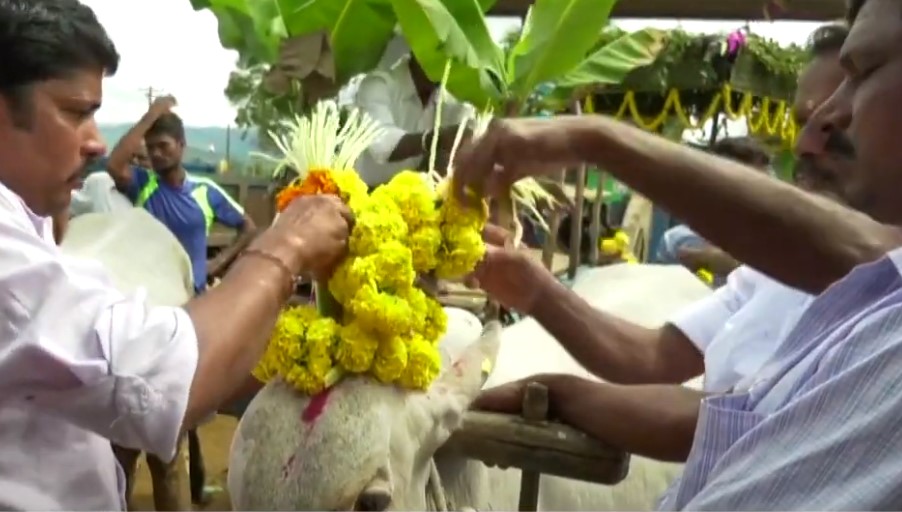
[105,96,257,507]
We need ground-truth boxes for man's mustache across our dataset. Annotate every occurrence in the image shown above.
[824,129,856,158]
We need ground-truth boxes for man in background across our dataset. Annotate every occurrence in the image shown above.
[657,136,772,283]
[105,96,257,506]
[354,49,473,187]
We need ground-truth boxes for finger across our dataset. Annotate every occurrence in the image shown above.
[470,382,525,413]
[454,120,499,206]
[482,224,512,246]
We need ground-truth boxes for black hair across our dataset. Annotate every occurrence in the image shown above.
[711,136,772,168]
[147,112,186,144]
[807,23,849,57]
[0,0,119,126]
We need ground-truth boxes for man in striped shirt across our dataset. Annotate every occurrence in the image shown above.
[457,1,902,506]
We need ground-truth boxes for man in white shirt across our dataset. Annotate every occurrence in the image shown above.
[0,1,352,509]
[354,51,474,186]
[466,23,852,460]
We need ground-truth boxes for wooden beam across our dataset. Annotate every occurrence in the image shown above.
[490,0,845,21]
[444,410,630,485]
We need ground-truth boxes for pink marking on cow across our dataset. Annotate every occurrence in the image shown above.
[301,387,334,424]
[452,360,465,377]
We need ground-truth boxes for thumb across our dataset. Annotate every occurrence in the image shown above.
[471,382,525,413]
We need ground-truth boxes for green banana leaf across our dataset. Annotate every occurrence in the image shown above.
[276,0,396,83]
[556,29,668,89]
[392,0,506,109]
[189,0,285,66]
[508,0,616,101]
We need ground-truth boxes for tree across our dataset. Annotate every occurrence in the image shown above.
[223,63,301,152]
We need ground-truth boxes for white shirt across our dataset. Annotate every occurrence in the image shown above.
[353,55,473,186]
[669,265,814,392]
[70,172,133,216]
[0,181,198,509]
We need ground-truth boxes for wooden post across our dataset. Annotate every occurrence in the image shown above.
[587,175,604,266]
[567,100,587,279]
[518,382,550,511]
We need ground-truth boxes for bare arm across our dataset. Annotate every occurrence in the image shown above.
[107,96,174,190]
[208,214,258,279]
[570,116,900,293]
[529,273,704,385]
[181,195,350,427]
[475,373,705,462]
[476,242,704,385]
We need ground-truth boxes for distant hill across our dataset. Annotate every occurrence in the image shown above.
[99,124,261,165]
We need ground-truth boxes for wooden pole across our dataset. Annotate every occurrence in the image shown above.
[517,383,549,511]
[567,101,587,279]
[444,410,630,485]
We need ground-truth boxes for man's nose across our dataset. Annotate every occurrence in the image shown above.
[82,122,108,158]
[796,80,853,157]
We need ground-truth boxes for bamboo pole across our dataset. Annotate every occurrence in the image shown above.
[567,100,587,279]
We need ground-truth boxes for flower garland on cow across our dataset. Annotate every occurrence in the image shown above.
[250,100,491,395]
[252,58,559,397]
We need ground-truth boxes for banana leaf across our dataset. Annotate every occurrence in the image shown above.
[392,0,506,109]
[190,0,286,65]
[276,0,397,83]
[507,0,616,101]
[557,29,668,89]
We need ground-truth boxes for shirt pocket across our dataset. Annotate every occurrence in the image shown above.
[669,393,764,510]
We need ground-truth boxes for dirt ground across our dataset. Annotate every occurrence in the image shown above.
[130,415,238,511]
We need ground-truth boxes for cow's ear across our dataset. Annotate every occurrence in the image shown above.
[411,321,501,450]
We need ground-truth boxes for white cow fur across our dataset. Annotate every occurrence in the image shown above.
[60,209,194,307]
[229,263,713,511]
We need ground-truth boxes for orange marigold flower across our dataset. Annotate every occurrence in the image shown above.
[275,169,341,212]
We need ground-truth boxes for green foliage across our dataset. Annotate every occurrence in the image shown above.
[391,0,505,109]
[223,63,301,149]
[506,0,616,100]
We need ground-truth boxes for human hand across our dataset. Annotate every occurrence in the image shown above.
[148,95,177,117]
[465,224,557,314]
[262,195,354,279]
[452,116,590,205]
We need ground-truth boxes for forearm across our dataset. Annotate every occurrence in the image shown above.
[209,228,257,278]
[183,234,300,426]
[529,277,703,384]
[698,247,742,276]
[543,374,704,462]
[107,113,156,185]
[389,132,427,162]
[570,116,901,293]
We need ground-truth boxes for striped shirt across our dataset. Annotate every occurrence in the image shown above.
[660,249,902,510]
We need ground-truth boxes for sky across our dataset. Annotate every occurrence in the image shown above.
[83,0,824,128]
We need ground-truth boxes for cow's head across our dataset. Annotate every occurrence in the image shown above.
[229,319,502,510]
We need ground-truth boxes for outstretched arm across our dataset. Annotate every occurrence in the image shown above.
[454,116,902,293]
[474,374,705,462]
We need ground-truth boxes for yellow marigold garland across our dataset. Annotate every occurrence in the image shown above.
[255,168,486,393]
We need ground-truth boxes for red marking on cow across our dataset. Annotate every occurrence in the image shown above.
[279,454,296,481]
[301,387,333,424]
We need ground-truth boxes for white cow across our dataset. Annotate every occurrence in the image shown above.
[229,264,712,511]
[59,209,713,511]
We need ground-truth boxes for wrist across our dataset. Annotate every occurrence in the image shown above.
[247,230,308,276]
[523,266,564,315]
